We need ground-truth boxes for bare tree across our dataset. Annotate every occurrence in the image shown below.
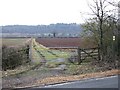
[107,0,120,8]
[86,0,118,60]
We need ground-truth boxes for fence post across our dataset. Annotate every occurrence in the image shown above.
[78,47,81,65]
[98,47,100,61]
[29,38,33,62]
[26,45,29,60]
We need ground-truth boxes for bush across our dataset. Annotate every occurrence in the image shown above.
[2,45,30,71]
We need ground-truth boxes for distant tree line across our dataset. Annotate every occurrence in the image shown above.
[2,23,82,35]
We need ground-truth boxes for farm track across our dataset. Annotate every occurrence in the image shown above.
[33,46,46,65]
[2,38,71,88]
[32,39,47,64]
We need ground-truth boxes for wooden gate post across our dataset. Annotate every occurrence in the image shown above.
[98,47,100,61]
[29,38,33,62]
[77,47,81,65]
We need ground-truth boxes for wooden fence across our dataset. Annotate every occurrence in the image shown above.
[77,47,100,64]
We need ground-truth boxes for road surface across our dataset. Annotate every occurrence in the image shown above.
[43,75,119,88]
[21,75,119,89]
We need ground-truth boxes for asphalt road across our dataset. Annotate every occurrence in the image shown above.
[21,75,119,89]
[43,75,119,88]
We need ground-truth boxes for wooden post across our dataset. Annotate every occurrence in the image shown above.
[78,47,81,65]
[26,45,29,59]
[29,38,33,62]
[98,47,100,61]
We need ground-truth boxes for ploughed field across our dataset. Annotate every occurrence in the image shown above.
[36,37,82,48]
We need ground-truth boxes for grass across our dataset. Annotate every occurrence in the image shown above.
[2,38,78,78]
[31,44,42,64]
[2,38,119,88]
[51,50,70,58]
[2,63,35,77]
[1,38,42,77]
[1,38,30,46]
[33,39,70,60]
[30,39,71,68]
[64,62,100,75]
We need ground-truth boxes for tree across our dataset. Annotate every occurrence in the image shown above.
[107,1,120,56]
[82,0,118,60]
[118,2,120,56]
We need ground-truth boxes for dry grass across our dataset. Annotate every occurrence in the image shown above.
[36,69,119,86]
[1,38,31,47]
[15,69,119,88]
[2,64,36,77]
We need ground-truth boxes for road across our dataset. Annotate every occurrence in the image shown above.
[21,75,119,89]
[43,75,119,88]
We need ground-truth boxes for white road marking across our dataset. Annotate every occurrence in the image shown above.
[44,75,118,88]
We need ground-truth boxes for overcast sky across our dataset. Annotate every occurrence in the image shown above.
[0,0,118,25]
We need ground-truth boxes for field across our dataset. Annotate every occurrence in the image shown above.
[1,38,30,47]
[2,37,117,88]
[36,37,82,48]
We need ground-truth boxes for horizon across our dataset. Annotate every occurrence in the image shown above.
[1,23,82,26]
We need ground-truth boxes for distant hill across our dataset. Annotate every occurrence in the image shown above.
[1,23,82,37]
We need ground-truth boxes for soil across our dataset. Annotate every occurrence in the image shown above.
[36,37,82,47]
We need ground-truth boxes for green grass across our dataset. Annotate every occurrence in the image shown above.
[31,46,42,64]
[51,50,70,58]
[33,39,70,60]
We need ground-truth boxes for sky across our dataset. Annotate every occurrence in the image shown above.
[0,0,118,26]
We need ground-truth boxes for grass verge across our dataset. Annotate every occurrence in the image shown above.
[2,63,42,78]
[35,69,120,86]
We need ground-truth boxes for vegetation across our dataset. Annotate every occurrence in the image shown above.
[2,37,119,88]
[1,38,30,46]
[2,1,119,88]
[81,0,119,68]
[1,38,31,70]
[2,45,30,71]
[33,39,70,61]
[2,23,81,37]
